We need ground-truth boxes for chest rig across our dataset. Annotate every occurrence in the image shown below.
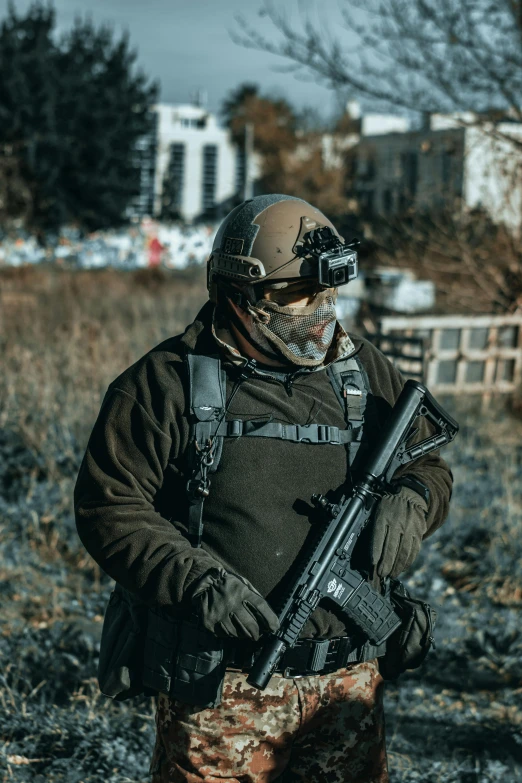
[184,352,372,548]
[139,352,380,707]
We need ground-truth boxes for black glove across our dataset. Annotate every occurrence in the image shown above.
[188,567,280,641]
[370,486,428,578]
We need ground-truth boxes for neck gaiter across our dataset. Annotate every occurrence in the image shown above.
[244,289,338,368]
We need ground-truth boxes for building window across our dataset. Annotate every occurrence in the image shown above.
[160,143,185,220]
[236,147,246,197]
[355,156,375,180]
[465,361,485,383]
[180,117,205,128]
[442,151,452,186]
[360,189,374,217]
[440,328,461,350]
[437,360,458,384]
[169,143,185,208]
[400,152,418,197]
[202,144,218,212]
[126,109,158,218]
[386,148,395,178]
[383,189,393,214]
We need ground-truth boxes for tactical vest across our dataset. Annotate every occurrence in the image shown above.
[184,351,372,548]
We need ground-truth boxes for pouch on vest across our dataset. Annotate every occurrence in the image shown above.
[142,609,227,710]
[97,582,149,701]
[378,578,438,681]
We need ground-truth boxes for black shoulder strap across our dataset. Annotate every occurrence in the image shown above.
[185,354,227,547]
[326,353,371,467]
[187,354,226,431]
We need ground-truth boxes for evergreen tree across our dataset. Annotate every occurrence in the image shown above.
[0,1,158,236]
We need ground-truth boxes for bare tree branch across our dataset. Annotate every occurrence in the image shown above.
[232,0,522,137]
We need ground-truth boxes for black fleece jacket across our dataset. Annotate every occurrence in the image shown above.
[74,301,453,639]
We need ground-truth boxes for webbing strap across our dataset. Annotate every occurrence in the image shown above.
[216,419,360,445]
[327,356,360,393]
[327,356,368,464]
[186,355,227,547]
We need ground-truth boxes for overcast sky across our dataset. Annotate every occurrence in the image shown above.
[0,0,358,119]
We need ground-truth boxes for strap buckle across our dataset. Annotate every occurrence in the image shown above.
[228,419,243,438]
[282,639,333,677]
[282,667,305,679]
[279,637,373,677]
[293,425,341,444]
[323,637,341,669]
[238,359,257,381]
[294,424,311,442]
[318,425,340,444]
[186,477,210,499]
[307,638,331,671]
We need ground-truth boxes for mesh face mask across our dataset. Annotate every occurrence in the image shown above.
[246,288,338,367]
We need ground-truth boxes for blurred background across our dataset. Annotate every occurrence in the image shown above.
[1,1,521,781]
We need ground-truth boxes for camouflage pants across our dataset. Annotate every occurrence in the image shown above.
[149,659,388,783]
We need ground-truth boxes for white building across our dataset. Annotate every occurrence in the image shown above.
[461,122,522,235]
[363,267,435,313]
[345,100,411,137]
[349,110,522,236]
[152,103,245,223]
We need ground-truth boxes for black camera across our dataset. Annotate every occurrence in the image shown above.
[295,226,359,288]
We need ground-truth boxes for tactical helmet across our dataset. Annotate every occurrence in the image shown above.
[207,194,356,302]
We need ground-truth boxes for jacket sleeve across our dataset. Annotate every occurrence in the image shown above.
[359,339,454,539]
[74,387,219,607]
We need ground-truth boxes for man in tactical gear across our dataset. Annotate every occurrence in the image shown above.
[74,194,453,782]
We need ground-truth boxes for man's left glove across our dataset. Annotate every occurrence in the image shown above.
[370,486,429,579]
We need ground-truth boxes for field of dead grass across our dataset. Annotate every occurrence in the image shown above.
[0,266,521,782]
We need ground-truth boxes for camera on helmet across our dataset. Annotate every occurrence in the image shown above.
[318,244,358,288]
[295,226,359,289]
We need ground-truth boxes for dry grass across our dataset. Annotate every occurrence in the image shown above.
[0,264,208,454]
[433,399,522,603]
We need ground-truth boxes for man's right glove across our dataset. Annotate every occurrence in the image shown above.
[188,567,280,641]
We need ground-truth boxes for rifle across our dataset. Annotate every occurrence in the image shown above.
[247,379,458,691]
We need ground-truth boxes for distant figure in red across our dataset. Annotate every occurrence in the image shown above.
[148,236,163,267]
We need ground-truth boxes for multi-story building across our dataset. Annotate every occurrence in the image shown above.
[154,103,256,222]
[349,110,522,236]
[128,102,257,223]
